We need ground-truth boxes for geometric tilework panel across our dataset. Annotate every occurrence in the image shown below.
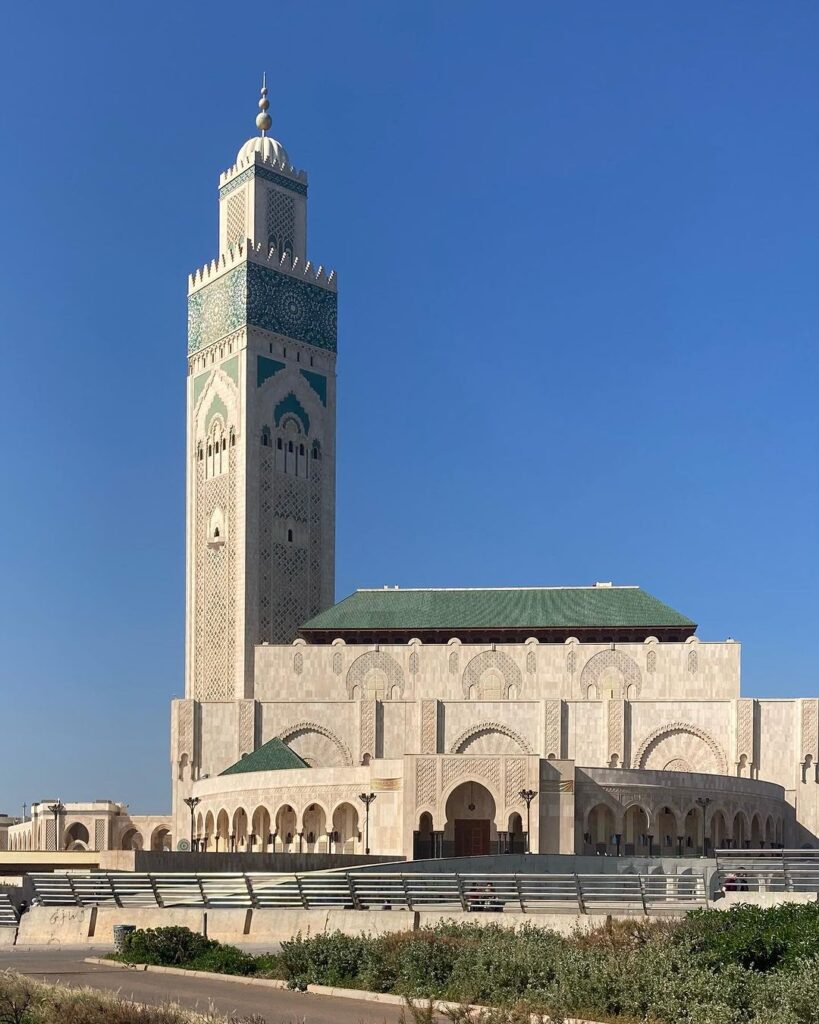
[94,819,106,852]
[188,263,337,355]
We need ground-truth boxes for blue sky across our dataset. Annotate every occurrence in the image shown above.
[0,3,816,814]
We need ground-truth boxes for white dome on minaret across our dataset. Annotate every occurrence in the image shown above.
[237,134,289,166]
[237,76,290,166]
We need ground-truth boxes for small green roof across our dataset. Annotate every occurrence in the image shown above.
[300,586,695,632]
[220,738,308,776]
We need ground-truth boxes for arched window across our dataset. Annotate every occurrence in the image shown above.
[288,441,294,453]
[287,529,293,543]
[197,445,203,461]
[299,444,305,456]
[213,527,220,539]
[230,430,235,446]
[277,437,283,450]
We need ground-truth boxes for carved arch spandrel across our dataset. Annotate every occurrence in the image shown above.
[632,722,728,776]
[449,721,533,755]
[276,721,353,766]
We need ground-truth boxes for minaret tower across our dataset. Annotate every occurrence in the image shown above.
[184,81,337,704]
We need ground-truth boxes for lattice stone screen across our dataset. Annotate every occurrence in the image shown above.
[266,187,295,255]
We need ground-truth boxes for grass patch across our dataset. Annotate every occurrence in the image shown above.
[0,970,265,1023]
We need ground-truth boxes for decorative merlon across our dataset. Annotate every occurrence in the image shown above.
[189,238,337,295]
[219,150,308,189]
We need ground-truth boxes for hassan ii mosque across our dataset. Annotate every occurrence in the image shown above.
[7,86,819,860]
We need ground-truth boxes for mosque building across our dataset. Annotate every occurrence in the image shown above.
[167,85,819,861]
[7,86,817,859]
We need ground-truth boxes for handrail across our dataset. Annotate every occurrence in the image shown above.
[27,870,707,915]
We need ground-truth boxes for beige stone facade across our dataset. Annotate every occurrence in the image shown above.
[172,630,816,857]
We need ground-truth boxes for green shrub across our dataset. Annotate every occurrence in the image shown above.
[279,931,370,988]
[186,942,258,976]
[676,903,819,972]
[121,926,215,966]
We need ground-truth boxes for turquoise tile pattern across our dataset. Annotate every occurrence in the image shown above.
[301,587,696,632]
[188,262,337,354]
[257,355,286,387]
[219,164,308,200]
[274,392,310,433]
[299,369,327,405]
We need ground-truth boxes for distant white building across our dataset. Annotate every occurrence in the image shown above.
[169,88,819,861]
[6,802,171,854]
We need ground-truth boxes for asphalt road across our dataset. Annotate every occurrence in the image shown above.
[0,948,425,1023]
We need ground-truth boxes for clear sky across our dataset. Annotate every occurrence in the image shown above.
[0,3,816,815]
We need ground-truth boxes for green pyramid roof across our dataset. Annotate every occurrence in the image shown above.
[300,586,695,634]
[219,738,308,776]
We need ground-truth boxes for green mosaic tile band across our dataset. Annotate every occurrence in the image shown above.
[188,261,337,354]
[219,164,308,200]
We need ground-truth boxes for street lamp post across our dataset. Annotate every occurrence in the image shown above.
[358,792,376,855]
[696,797,712,856]
[518,789,537,854]
[183,796,201,850]
[47,801,65,852]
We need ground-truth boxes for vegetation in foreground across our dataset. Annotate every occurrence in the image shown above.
[113,905,819,1024]
[0,970,264,1024]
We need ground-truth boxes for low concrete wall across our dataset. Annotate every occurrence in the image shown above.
[14,903,673,947]
[0,928,17,946]
[16,906,206,946]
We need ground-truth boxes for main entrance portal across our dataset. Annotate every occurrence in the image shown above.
[445,781,496,857]
[454,819,490,856]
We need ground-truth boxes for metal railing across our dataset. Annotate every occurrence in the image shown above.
[0,894,18,926]
[28,871,706,915]
[715,848,819,893]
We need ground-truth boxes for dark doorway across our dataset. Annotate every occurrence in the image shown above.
[455,819,490,856]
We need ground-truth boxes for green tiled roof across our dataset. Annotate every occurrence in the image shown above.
[219,738,308,776]
[301,586,695,632]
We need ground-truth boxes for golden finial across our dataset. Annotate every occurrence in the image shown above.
[256,72,272,136]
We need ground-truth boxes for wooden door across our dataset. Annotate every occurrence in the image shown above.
[455,819,490,857]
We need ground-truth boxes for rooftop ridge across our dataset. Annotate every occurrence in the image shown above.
[219,150,308,187]
[188,238,337,295]
[356,585,641,592]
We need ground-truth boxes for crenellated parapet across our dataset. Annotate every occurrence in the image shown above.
[189,239,337,295]
[219,150,308,195]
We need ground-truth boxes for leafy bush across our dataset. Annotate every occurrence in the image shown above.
[674,903,819,972]
[279,931,370,988]
[186,942,258,976]
[121,926,216,966]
